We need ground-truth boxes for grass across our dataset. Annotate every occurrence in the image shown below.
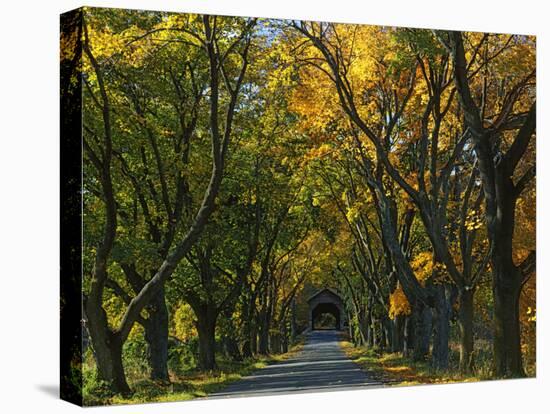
[340,340,485,387]
[84,339,305,406]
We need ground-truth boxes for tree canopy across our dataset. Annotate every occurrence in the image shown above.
[62,7,536,403]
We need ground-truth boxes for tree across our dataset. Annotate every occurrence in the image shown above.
[82,11,255,393]
[442,31,536,376]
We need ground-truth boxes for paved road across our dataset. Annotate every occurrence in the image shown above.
[209,330,383,398]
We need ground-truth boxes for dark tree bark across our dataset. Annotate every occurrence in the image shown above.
[403,316,415,357]
[431,284,452,370]
[446,30,536,377]
[250,325,258,355]
[391,315,405,353]
[294,23,516,372]
[143,289,169,381]
[82,18,131,394]
[270,332,282,354]
[195,309,218,371]
[371,317,379,348]
[109,268,170,382]
[281,325,289,353]
[458,288,475,373]
[82,15,255,394]
[241,301,255,358]
[366,311,374,347]
[221,307,243,361]
[412,303,432,362]
[258,307,270,355]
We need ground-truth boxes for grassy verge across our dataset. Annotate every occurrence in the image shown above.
[340,341,484,387]
[85,338,305,406]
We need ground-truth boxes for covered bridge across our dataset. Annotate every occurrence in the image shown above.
[307,288,346,330]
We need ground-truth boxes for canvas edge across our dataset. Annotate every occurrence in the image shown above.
[60,6,84,407]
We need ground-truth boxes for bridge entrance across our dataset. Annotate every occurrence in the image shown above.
[307,288,346,331]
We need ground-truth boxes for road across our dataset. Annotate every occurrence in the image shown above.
[209,330,383,398]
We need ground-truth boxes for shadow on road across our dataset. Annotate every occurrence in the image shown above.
[209,330,383,398]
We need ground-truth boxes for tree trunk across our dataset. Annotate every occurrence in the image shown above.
[250,324,258,355]
[258,309,270,354]
[143,288,169,381]
[381,317,392,350]
[290,299,297,342]
[491,184,525,377]
[223,335,243,361]
[241,337,253,359]
[447,30,535,378]
[85,299,131,394]
[380,323,385,349]
[372,317,379,348]
[458,288,475,373]
[403,316,414,357]
[241,301,254,358]
[391,315,405,353]
[282,334,289,353]
[366,311,374,347]
[220,306,243,361]
[357,312,368,346]
[270,332,281,354]
[489,177,525,377]
[196,311,217,371]
[110,338,130,395]
[493,265,524,377]
[432,284,451,371]
[258,324,269,354]
[412,303,432,362]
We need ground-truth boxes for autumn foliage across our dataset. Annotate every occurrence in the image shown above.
[63,7,536,404]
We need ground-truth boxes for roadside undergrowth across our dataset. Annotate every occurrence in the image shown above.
[340,341,485,387]
[85,337,305,406]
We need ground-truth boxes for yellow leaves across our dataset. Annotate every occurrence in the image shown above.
[345,197,370,224]
[405,172,419,192]
[346,204,360,223]
[389,283,411,318]
[526,307,536,323]
[411,251,433,284]
[84,11,201,74]
[302,143,334,165]
[289,66,341,132]
[60,26,79,63]
[86,24,125,60]
[388,151,401,168]
[172,302,198,341]
[465,211,483,232]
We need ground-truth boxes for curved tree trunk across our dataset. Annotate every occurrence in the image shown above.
[86,316,130,394]
[446,30,535,378]
[109,337,130,395]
